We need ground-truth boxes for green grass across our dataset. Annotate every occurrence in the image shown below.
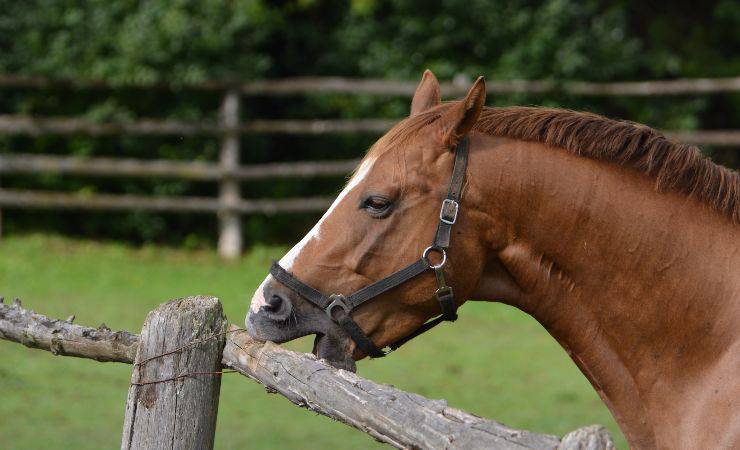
[0,234,626,449]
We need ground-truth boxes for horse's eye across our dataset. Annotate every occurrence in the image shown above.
[361,195,393,217]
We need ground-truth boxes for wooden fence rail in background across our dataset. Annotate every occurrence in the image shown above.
[239,76,740,97]
[0,74,738,258]
[0,153,359,180]
[0,296,615,450]
[1,114,740,147]
[0,114,398,136]
[0,189,334,214]
[2,73,740,96]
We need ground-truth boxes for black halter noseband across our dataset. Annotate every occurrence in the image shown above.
[269,136,469,358]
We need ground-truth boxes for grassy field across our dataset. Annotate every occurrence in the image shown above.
[0,234,625,449]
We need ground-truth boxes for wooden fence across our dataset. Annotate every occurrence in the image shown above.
[0,295,615,450]
[0,75,739,258]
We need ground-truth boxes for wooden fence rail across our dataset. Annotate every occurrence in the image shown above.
[2,73,740,96]
[1,114,739,146]
[0,114,398,136]
[0,189,334,214]
[0,295,615,450]
[0,153,358,181]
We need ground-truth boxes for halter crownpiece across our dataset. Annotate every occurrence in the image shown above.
[269,136,470,358]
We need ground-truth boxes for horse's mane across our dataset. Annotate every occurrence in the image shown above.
[364,103,739,224]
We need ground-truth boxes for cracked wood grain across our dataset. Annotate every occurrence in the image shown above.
[222,326,614,450]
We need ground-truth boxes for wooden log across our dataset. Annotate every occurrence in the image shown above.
[559,425,615,450]
[0,153,359,180]
[0,296,138,363]
[121,296,226,450]
[0,301,614,450]
[0,189,334,214]
[222,327,613,450]
[218,90,243,259]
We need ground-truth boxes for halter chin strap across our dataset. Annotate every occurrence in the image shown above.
[269,136,470,358]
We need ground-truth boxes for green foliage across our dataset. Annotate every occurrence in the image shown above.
[0,1,737,245]
[0,0,275,82]
[0,234,626,449]
[340,0,641,80]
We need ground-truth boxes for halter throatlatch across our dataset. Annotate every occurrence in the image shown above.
[269,136,469,358]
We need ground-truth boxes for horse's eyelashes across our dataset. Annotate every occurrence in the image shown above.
[365,197,388,209]
[360,195,393,218]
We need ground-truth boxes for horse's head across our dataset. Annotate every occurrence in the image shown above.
[246,71,489,371]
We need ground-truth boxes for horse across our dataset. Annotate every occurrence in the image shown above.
[246,70,739,449]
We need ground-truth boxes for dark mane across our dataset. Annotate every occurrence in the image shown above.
[365,104,739,224]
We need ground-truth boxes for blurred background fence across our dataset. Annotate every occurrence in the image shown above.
[1,0,739,255]
[1,74,738,258]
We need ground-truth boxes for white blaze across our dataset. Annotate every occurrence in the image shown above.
[248,160,374,314]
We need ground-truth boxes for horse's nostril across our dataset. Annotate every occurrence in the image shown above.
[264,294,283,312]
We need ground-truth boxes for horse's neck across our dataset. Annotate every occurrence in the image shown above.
[469,135,740,449]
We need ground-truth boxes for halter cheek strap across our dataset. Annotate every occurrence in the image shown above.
[269,136,469,358]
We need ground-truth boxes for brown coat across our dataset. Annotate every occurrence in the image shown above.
[247,71,740,449]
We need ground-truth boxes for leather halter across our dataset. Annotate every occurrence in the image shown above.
[269,136,469,358]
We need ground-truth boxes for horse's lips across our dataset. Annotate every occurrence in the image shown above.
[312,333,334,361]
[311,333,323,356]
[312,334,356,372]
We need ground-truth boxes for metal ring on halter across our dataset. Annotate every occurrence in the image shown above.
[422,246,447,269]
[325,294,350,320]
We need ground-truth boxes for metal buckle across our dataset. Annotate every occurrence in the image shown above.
[422,246,447,269]
[325,294,350,320]
[435,285,455,318]
[435,285,452,297]
[439,199,459,225]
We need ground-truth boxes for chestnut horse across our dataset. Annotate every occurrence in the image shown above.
[247,71,739,449]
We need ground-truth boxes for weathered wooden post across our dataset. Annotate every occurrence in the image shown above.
[217,90,242,259]
[121,296,226,450]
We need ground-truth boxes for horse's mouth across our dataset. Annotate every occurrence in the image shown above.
[247,308,356,372]
[312,333,356,372]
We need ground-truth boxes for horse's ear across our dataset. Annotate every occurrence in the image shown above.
[439,76,486,147]
[410,70,441,117]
